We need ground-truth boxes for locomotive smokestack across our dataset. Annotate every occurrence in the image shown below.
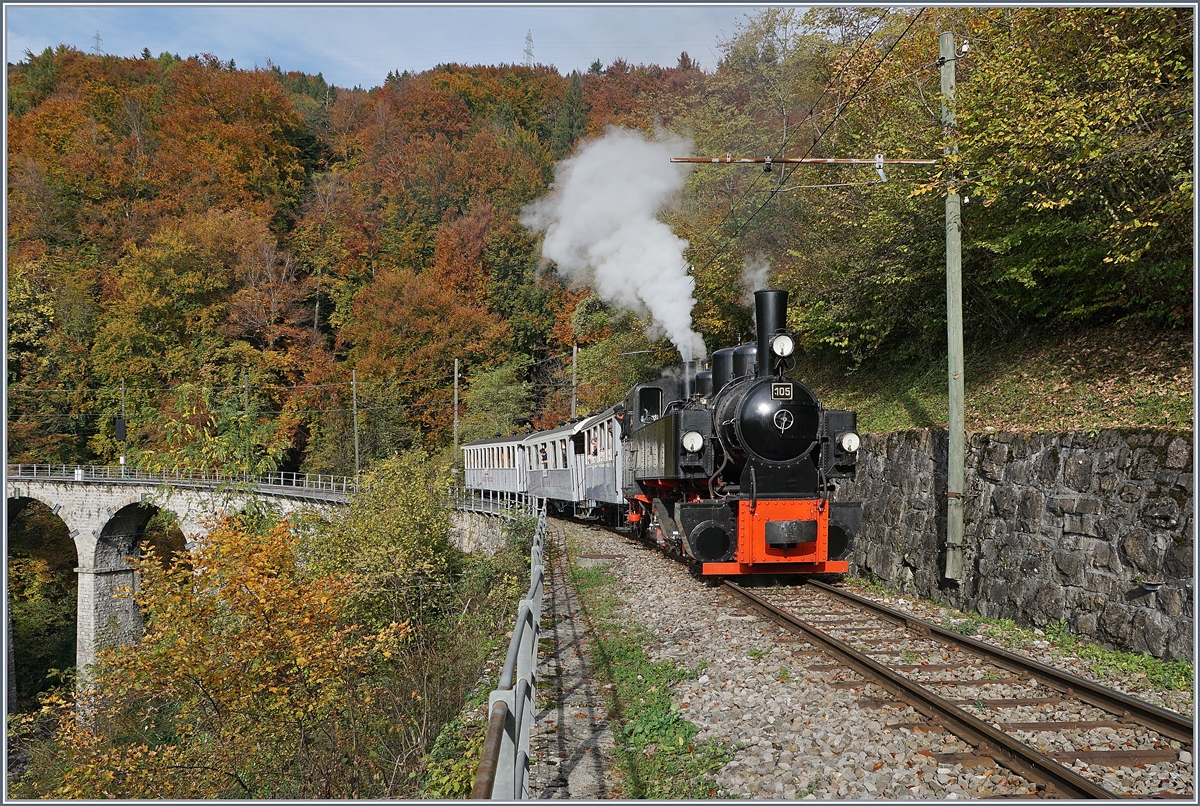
[681,360,697,398]
[755,289,788,377]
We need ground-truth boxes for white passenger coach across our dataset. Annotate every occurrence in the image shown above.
[461,406,625,523]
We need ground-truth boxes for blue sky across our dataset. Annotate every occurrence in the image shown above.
[5,4,767,88]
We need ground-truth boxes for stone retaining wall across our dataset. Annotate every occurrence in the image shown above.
[834,429,1194,661]
[449,510,507,555]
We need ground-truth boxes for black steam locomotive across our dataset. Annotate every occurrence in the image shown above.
[462,289,863,576]
[620,290,863,575]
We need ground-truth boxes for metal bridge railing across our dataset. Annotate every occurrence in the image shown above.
[6,464,357,503]
[449,486,539,521]
[470,503,547,799]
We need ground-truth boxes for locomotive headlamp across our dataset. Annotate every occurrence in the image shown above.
[839,431,861,453]
[770,333,795,358]
[681,430,704,453]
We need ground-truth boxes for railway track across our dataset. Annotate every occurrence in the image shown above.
[725,579,1194,799]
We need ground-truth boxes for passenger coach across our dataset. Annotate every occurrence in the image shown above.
[461,406,625,523]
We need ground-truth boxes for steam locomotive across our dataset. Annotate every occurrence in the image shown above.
[461,289,863,576]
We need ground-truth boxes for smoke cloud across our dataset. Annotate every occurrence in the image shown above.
[741,254,771,306]
[521,126,706,361]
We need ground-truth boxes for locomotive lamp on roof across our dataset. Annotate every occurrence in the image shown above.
[463,289,863,577]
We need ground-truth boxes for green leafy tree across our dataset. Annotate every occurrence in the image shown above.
[956,7,1193,325]
[550,71,588,159]
[136,383,290,474]
[459,357,534,442]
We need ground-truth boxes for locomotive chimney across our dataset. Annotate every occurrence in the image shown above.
[681,360,697,398]
[711,347,736,393]
[755,289,788,377]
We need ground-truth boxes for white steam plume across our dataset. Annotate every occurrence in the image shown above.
[521,126,706,361]
[741,254,772,306]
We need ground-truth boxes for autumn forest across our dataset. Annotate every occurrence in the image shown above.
[8,6,1191,474]
[5,6,1193,798]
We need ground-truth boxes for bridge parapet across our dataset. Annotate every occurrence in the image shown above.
[450,486,540,521]
[7,464,356,504]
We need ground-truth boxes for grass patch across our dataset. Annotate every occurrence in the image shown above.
[847,573,892,598]
[846,581,1193,694]
[567,549,732,799]
[797,321,1191,434]
[1046,621,1193,692]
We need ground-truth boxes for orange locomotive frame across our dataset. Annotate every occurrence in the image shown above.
[702,498,849,576]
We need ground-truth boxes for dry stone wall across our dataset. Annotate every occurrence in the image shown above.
[449,510,507,555]
[834,429,1194,661]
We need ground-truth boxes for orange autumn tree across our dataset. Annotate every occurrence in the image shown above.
[14,517,411,799]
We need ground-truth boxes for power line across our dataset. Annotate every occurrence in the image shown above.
[690,7,929,273]
[683,12,893,262]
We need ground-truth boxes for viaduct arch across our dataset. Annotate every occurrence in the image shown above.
[6,467,350,677]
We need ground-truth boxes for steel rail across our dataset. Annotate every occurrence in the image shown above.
[809,580,1195,746]
[724,582,1116,799]
[471,701,510,799]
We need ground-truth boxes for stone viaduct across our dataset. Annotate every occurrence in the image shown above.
[6,465,353,676]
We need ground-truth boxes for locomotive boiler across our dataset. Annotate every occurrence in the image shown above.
[621,290,862,575]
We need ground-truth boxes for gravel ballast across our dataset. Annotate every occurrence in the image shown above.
[551,520,1195,799]
[557,522,1031,798]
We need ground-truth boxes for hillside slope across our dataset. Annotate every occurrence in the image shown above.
[800,321,1192,436]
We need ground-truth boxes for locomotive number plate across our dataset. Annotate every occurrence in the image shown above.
[771,382,793,400]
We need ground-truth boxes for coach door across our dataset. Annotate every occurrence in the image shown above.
[571,433,586,501]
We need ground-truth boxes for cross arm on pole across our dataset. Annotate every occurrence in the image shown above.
[671,156,936,165]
